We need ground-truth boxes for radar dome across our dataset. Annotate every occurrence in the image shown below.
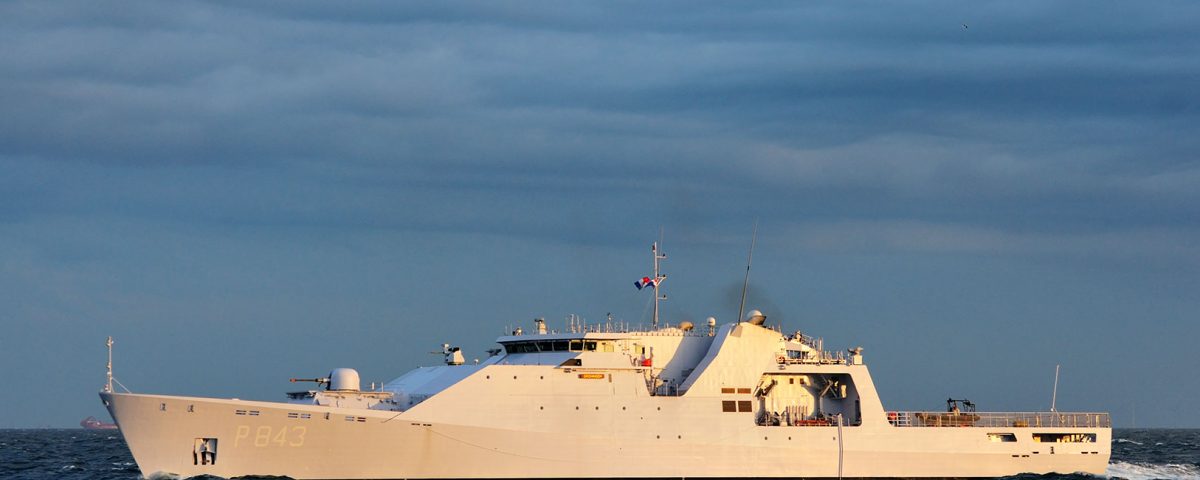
[328,368,360,391]
[746,309,767,325]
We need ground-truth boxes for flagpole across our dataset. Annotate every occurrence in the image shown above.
[651,241,667,329]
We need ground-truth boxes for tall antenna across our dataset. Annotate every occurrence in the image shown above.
[104,336,114,393]
[1050,364,1060,412]
[736,220,759,324]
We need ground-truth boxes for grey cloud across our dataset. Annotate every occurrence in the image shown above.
[1,0,1198,427]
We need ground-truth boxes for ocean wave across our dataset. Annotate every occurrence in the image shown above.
[1107,461,1200,480]
[1116,438,1146,445]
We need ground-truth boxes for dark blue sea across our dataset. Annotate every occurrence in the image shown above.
[1,428,1196,479]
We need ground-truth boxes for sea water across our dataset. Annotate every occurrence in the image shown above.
[1,428,1196,480]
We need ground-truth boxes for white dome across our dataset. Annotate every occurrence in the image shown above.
[328,368,360,391]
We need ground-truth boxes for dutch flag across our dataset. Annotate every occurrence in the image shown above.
[634,276,657,290]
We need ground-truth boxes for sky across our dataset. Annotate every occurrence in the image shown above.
[1,1,1197,428]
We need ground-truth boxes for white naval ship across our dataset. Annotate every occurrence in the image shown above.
[100,242,1110,479]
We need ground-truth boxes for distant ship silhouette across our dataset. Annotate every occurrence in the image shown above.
[80,416,118,430]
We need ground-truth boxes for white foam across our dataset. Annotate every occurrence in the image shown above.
[1107,461,1200,480]
[1116,438,1145,445]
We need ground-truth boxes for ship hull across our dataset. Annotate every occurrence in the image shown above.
[102,391,1110,479]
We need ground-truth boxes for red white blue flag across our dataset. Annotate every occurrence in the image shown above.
[634,276,657,290]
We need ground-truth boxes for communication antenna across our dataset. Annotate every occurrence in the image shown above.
[736,219,759,324]
[1050,364,1060,412]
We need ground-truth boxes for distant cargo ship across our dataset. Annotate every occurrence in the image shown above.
[80,415,118,430]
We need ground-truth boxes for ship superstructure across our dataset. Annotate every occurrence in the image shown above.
[100,244,1110,479]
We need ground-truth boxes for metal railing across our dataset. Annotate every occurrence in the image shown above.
[780,351,846,365]
[886,411,1110,428]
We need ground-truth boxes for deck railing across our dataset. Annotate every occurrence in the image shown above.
[887,411,1110,428]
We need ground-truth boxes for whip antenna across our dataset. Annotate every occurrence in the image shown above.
[736,220,759,324]
[1050,364,1060,412]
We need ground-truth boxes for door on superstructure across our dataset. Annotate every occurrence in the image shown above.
[192,438,217,465]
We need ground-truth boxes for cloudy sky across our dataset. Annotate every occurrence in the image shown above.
[1,1,1197,428]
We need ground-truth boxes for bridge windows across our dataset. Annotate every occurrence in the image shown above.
[503,340,615,354]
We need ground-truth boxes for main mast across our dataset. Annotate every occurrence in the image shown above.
[651,242,667,329]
